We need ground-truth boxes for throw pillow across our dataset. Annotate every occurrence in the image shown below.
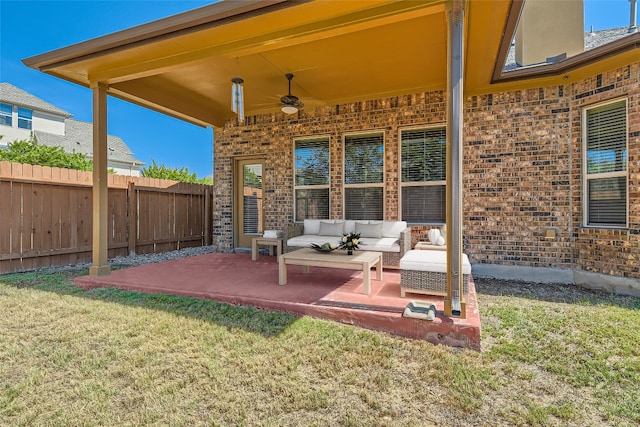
[355,222,382,238]
[319,221,344,236]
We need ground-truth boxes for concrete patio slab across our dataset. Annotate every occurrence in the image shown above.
[74,252,482,351]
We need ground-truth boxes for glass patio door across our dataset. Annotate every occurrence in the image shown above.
[235,158,264,248]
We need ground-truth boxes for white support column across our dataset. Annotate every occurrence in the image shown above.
[89,82,111,276]
[445,0,466,318]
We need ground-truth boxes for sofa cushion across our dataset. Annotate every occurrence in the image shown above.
[359,237,400,253]
[381,221,408,238]
[288,235,400,252]
[319,221,344,236]
[400,250,471,274]
[288,235,343,247]
[335,220,357,234]
[303,219,323,235]
[355,221,382,238]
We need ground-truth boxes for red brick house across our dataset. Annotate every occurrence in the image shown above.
[24,0,640,295]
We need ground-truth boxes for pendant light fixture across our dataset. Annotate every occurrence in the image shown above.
[231,77,244,122]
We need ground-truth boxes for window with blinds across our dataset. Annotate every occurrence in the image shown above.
[584,100,627,227]
[294,137,329,220]
[400,127,446,223]
[344,133,384,220]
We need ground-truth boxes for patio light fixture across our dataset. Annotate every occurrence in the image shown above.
[281,104,298,114]
[231,77,244,121]
[279,73,303,114]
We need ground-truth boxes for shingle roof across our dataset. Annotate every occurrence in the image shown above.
[0,82,72,117]
[584,26,634,50]
[34,119,143,165]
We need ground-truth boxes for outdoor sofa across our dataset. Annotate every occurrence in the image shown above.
[284,219,411,268]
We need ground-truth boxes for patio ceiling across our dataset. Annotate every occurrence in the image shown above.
[23,0,514,128]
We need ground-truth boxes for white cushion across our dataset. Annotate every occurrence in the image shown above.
[400,250,471,274]
[355,222,382,238]
[319,221,344,236]
[288,235,399,252]
[335,220,357,234]
[303,219,324,235]
[358,237,400,253]
[381,221,407,238]
[288,235,342,247]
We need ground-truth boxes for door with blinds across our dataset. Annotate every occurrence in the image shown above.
[235,158,265,248]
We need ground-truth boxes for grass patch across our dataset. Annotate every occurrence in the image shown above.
[0,271,638,425]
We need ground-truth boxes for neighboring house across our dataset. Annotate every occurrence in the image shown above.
[23,0,640,295]
[0,83,143,175]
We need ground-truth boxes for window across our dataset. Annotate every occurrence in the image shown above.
[344,133,384,220]
[400,127,446,223]
[17,107,32,130]
[294,137,329,220]
[0,103,12,126]
[584,99,627,227]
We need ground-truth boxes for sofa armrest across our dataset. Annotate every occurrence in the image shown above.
[283,223,304,253]
[399,227,412,256]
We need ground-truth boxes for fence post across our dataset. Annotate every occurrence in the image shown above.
[128,181,137,255]
[204,186,212,246]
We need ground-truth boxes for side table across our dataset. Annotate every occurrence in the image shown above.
[252,237,283,261]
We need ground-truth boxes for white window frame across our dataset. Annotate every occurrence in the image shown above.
[582,98,628,228]
[293,135,330,222]
[17,107,32,130]
[0,103,12,127]
[399,124,447,225]
[342,131,385,220]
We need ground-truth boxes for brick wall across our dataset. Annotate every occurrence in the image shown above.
[213,62,640,280]
[570,64,640,278]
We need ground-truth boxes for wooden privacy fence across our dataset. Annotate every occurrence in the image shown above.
[0,161,213,274]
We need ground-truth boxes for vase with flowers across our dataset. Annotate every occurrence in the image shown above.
[339,232,360,255]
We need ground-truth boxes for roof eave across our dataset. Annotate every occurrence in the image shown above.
[491,0,640,87]
[493,32,640,84]
[22,0,305,75]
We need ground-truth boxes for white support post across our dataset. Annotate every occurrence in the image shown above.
[89,82,111,276]
[445,0,466,318]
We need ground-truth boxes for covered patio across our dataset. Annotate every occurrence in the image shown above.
[75,252,481,351]
[23,0,507,320]
[23,0,499,345]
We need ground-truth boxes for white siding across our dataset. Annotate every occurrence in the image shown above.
[108,160,142,177]
[32,110,65,135]
[0,125,32,145]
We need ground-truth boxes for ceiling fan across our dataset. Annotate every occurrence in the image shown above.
[280,73,304,114]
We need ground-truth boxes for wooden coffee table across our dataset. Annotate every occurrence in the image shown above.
[278,248,383,295]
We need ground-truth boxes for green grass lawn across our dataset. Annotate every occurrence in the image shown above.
[1,270,638,426]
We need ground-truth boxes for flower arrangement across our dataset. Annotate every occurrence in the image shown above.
[339,232,360,255]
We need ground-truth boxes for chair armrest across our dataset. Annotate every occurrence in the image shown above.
[283,223,304,253]
[399,227,412,255]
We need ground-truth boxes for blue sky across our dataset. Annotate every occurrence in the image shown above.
[0,0,634,179]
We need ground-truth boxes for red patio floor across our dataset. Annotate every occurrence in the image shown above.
[74,252,481,351]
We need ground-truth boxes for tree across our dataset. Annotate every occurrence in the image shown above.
[141,159,212,184]
[0,136,93,171]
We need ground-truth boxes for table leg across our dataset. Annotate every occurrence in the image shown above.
[279,256,287,285]
[376,256,383,281]
[252,239,258,261]
[362,263,371,295]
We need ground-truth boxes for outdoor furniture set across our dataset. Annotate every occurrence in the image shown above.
[284,219,411,268]
[264,221,470,299]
